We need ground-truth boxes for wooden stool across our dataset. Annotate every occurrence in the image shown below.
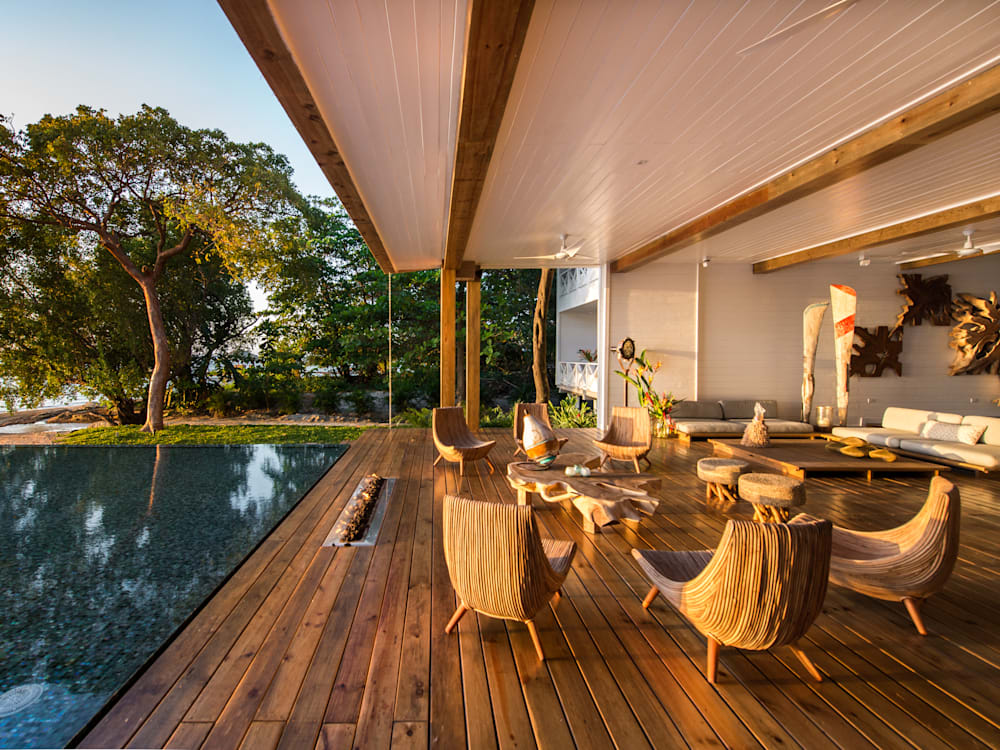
[696,458,750,507]
[737,473,806,523]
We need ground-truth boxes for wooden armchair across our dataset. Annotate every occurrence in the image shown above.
[791,476,960,635]
[513,402,569,456]
[634,518,832,683]
[432,406,496,476]
[594,406,652,473]
[442,494,576,660]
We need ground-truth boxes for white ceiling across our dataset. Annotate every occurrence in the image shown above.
[269,0,467,272]
[266,0,1000,271]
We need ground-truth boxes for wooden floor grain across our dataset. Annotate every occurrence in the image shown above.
[80,428,1000,749]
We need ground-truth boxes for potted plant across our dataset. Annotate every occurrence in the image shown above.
[615,350,683,437]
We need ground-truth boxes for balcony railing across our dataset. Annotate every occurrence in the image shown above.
[556,267,599,311]
[556,360,599,398]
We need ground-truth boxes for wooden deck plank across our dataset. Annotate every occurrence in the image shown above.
[81,429,1000,750]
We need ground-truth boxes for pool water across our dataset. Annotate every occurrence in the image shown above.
[0,444,346,749]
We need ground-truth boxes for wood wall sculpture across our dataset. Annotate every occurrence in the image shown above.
[801,302,829,422]
[831,285,857,426]
[851,326,903,377]
[896,273,953,328]
[949,291,1000,376]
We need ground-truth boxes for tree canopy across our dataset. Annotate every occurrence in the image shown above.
[0,105,300,429]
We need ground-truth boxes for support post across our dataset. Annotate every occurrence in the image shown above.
[440,267,456,407]
[596,263,611,431]
[466,278,481,431]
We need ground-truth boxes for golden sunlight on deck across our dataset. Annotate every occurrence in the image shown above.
[81,428,1000,749]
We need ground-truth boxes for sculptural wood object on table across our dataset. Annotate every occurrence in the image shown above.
[830,284,856,426]
[949,291,1000,376]
[801,301,829,422]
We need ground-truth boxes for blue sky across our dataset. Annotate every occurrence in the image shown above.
[2,0,333,200]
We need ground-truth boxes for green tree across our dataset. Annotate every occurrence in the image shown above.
[0,106,299,430]
[0,219,254,420]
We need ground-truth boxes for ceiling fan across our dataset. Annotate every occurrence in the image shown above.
[955,228,1000,256]
[738,0,860,55]
[514,234,594,262]
[895,227,1000,265]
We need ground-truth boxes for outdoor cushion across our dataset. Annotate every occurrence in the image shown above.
[920,420,986,445]
[881,407,962,434]
[763,419,814,433]
[832,426,906,443]
[719,400,779,420]
[896,438,1000,469]
[962,415,1000,446]
[671,400,724,420]
[676,420,743,435]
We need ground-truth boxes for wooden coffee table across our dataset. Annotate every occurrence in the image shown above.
[708,439,950,481]
[506,453,661,533]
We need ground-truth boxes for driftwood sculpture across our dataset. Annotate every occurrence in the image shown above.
[850,325,903,377]
[895,273,952,328]
[949,291,1000,376]
[801,301,829,422]
[830,285,856,426]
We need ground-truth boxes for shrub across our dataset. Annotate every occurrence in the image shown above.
[480,405,513,428]
[393,407,432,428]
[548,398,597,428]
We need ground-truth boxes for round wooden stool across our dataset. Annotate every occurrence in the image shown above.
[696,458,750,506]
[737,473,806,523]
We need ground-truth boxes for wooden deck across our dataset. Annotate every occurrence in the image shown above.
[80,427,1000,749]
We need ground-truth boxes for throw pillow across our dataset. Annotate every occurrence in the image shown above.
[920,420,986,445]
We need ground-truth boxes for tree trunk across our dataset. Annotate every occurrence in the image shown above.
[532,268,553,404]
[140,279,171,433]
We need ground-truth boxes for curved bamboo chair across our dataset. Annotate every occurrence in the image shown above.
[594,406,652,473]
[513,402,569,456]
[442,494,576,660]
[791,476,960,636]
[634,519,832,683]
[432,406,496,476]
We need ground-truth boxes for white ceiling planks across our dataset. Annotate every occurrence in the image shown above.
[268,0,467,271]
[466,0,1000,268]
[666,111,1000,266]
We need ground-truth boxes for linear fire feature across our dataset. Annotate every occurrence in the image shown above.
[323,474,396,547]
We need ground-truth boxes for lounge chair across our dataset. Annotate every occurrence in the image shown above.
[634,518,832,683]
[432,406,496,475]
[513,402,569,456]
[442,494,576,660]
[594,406,652,473]
[791,476,960,635]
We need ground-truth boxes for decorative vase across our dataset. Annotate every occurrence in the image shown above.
[653,417,669,438]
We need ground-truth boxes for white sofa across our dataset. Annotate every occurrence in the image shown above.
[833,407,1000,472]
[673,399,813,442]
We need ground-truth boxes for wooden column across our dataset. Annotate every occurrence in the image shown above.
[466,279,481,431]
[440,267,456,407]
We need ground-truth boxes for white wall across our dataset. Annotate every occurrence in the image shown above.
[698,254,1000,423]
[605,263,699,410]
[556,302,597,362]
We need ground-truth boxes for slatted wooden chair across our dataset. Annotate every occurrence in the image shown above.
[594,406,652,473]
[513,402,569,456]
[442,494,576,661]
[432,406,496,476]
[634,518,832,683]
[791,476,960,635]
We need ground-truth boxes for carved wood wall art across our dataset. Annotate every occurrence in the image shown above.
[949,291,1000,376]
[895,273,953,328]
[851,326,903,377]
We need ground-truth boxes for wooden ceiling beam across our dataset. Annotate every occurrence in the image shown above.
[217,0,394,272]
[612,63,1000,274]
[443,0,535,271]
[752,195,1000,274]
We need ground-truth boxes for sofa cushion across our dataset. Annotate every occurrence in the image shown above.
[832,426,903,443]
[670,400,724,420]
[963,415,1000,447]
[896,438,1000,469]
[676,420,744,435]
[719,399,778,420]
[764,419,814,434]
[881,407,962,433]
[920,420,986,445]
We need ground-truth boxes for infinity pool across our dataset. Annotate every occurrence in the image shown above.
[0,444,346,748]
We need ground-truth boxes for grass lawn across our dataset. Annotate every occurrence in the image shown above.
[57,424,369,445]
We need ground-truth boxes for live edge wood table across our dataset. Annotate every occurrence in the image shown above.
[506,453,661,533]
[708,439,950,482]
